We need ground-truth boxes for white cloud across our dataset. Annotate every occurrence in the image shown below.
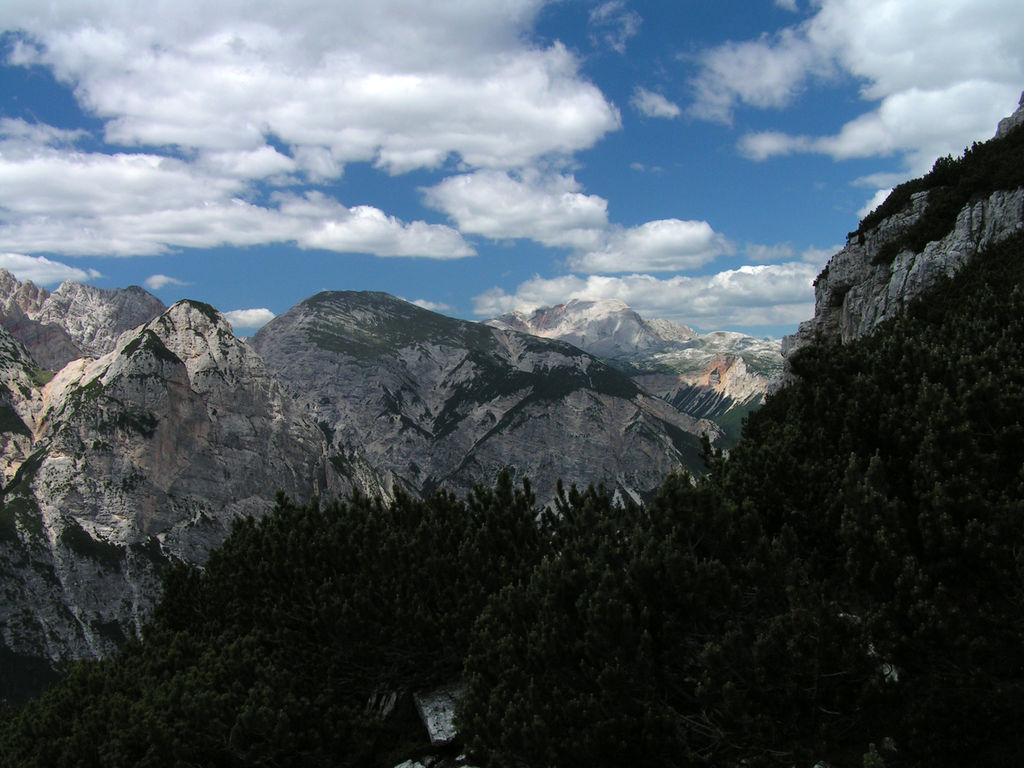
[473,261,820,331]
[570,219,733,273]
[0,1,622,264]
[689,27,826,124]
[775,0,799,11]
[588,1,642,54]
[409,298,452,312]
[144,274,189,290]
[0,252,101,285]
[691,0,1024,175]
[224,308,276,330]
[0,134,474,258]
[857,188,892,220]
[426,171,735,273]
[286,194,474,258]
[2,2,619,174]
[424,170,608,250]
[631,87,681,119]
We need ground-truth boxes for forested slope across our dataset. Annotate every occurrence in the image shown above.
[2,233,1023,766]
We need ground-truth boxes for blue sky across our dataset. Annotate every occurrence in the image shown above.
[0,0,1021,338]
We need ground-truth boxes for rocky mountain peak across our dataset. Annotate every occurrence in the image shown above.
[487,298,697,359]
[0,272,165,371]
[996,90,1024,139]
[487,299,782,441]
[253,292,717,504]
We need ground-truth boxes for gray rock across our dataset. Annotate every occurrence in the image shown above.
[995,90,1024,139]
[783,186,1024,363]
[252,291,718,505]
[0,271,165,370]
[0,300,342,664]
[413,682,466,746]
[487,298,782,425]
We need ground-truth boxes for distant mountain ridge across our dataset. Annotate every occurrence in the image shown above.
[487,299,783,440]
[251,291,718,505]
[0,282,723,686]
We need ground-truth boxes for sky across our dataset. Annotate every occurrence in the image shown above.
[0,1,1021,339]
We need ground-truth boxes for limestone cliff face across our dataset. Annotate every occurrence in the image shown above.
[784,187,1024,358]
[252,292,718,506]
[0,301,338,666]
[783,97,1024,365]
[0,271,165,370]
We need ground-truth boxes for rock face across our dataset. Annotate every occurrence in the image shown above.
[487,299,782,437]
[783,188,1024,361]
[252,291,718,505]
[0,271,165,370]
[782,188,1024,364]
[783,98,1024,364]
[996,90,1024,139]
[0,300,338,674]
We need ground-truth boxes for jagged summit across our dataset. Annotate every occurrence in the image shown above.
[995,90,1024,139]
[489,298,697,359]
[487,298,782,440]
[0,271,165,370]
[0,298,337,667]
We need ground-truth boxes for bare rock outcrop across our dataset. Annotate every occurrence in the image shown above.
[0,301,339,666]
[0,271,165,370]
[252,291,718,506]
[783,186,1024,362]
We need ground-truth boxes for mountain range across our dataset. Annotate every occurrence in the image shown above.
[0,276,771,685]
[487,299,782,440]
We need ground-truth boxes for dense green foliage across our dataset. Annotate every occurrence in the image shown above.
[3,234,1024,766]
[460,233,1024,767]
[0,477,545,767]
[851,123,1024,264]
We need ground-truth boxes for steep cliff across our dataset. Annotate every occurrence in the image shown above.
[783,97,1024,361]
[252,291,718,505]
[0,272,165,371]
[0,301,338,675]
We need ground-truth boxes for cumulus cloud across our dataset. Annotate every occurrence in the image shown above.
[0,1,623,264]
[689,27,826,124]
[144,274,189,291]
[426,171,735,274]
[0,132,474,258]
[2,1,618,174]
[631,87,682,119]
[287,194,475,258]
[224,308,276,330]
[0,252,101,285]
[858,188,893,220]
[424,170,608,250]
[691,0,1024,176]
[473,261,820,331]
[570,219,733,273]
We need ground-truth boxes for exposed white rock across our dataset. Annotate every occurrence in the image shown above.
[0,300,344,665]
[413,682,466,746]
[784,186,1024,359]
[0,271,165,371]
